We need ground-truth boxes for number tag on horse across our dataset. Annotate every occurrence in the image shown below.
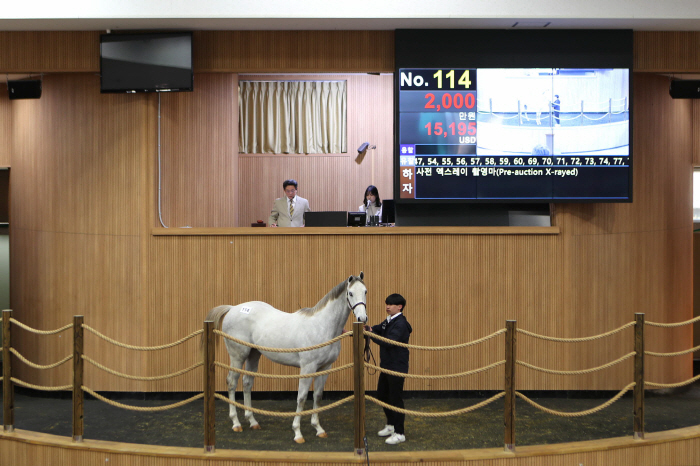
[240,307,251,314]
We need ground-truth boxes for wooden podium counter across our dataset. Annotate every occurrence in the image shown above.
[152,226,560,236]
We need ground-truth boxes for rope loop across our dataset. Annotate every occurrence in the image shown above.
[518,322,634,342]
[365,361,505,379]
[363,328,506,350]
[10,348,73,370]
[83,355,203,381]
[582,113,610,121]
[647,373,700,389]
[645,344,700,358]
[517,352,635,375]
[215,393,353,417]
[82,325,203,351]
[213,329,351,353]
[82,386,204,411]
[11,377,72,391]
[515,382,635,417]
[365,392,505,417]
[646,315,700,328]
[9,318,72,335]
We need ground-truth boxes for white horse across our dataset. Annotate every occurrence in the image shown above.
[204,272,368,443]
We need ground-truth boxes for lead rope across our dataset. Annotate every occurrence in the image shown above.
[363,327,377,375]
[347,297,375,372]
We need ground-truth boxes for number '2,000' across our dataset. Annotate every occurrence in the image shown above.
[425,93,475,110]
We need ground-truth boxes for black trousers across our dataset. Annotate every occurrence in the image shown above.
[376,372,405,434]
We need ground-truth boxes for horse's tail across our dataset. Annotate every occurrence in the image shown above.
[200,305,232,353]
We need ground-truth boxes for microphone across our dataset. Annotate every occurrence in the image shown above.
[366,199,375,225]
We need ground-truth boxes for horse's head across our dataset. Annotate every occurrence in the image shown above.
[346,272,368,323]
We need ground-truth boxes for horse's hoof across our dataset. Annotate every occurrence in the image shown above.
[294,437,305,444]
[233,426,243,432]
[251,424,261,430]
[317,432,328,438]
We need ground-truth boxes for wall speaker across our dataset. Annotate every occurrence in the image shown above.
[7,80,42,100]
[669,80,700,99]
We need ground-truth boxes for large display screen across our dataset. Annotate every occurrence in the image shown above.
[100,32,193,93]
[394,30,633,207]
[397,67,630,201]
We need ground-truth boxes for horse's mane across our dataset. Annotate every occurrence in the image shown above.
[296,275,363,316]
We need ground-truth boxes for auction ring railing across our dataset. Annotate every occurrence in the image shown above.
[2,309,699,454]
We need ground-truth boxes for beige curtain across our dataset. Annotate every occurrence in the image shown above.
[238,81,347,154]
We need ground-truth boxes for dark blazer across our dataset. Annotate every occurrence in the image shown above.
[371,314,412,373]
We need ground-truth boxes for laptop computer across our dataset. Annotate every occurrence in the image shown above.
[304,211,348,227]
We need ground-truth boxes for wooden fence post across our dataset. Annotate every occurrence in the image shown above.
[73,315,84,442]
[504,320,516,452]
[633,313,645,440]
[2,309,13,432]
[204,320,216,453]
[353,322,366,456]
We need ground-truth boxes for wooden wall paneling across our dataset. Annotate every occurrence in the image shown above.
[145,233,582,392]
[634,32,700,72]
[565,229,691,386]
[10,74,149,390]
[10,230,145,390]
[554,73,694,386]
[0,88,11,167]
[4,30,700,75]
[11,74,145,235]
[0,30,393,74]
[237,74,393,227]
[194,31,394,73]
[157,73,238,228]
[0,32,99,73]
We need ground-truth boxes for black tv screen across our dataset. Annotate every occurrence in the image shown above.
[100,32,193,93]
[395,30,633,204]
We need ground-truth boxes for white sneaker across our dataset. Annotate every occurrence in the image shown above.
[377,425,394,437]
[385,433,405,445]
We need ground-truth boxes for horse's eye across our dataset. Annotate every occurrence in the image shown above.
[349,292,353,297]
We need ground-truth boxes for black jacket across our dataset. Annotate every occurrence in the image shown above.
[371,314,413,373]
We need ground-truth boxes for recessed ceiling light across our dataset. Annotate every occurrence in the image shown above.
[512,21,551,28]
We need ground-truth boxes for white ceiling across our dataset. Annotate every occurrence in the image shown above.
[3,0,700,32]
[2,18,700,32]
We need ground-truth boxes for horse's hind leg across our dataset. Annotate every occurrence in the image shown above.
[311,367,331,438]
[226,357,244,432]
[242,350,261,429]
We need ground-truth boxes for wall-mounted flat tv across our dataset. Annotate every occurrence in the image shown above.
[100,32,193,93]
[395,29,633,204]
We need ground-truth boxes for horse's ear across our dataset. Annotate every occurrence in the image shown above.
[348,275,354,284]
[359,271,364,280]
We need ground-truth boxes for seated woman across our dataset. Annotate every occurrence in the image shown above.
[359,185,383,225]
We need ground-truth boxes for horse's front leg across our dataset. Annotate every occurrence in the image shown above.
[242,350,261,429]
[311,368,331,438]
[293,375,314,443]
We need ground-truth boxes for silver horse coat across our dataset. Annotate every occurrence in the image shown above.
[205,273,368,443]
